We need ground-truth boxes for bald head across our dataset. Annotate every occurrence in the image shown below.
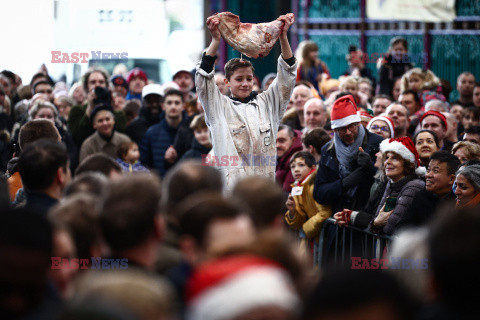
[304,98,327,130]
[292,85,313,113]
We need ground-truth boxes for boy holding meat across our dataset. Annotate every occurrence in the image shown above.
[196,13,297,190]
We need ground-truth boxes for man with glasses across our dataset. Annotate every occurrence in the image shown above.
[313,94,383,263]
[314,95,383,215]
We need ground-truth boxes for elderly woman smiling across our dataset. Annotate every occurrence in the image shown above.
[454,164,480,209]
[369,137,425,235]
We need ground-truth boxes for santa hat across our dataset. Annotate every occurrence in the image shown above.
[380,136,426,176]
[186,255,300,320]
[420,110,448,130]
[367,116,395,138]
[330,95,361,129]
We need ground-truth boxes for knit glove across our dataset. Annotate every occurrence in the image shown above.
[342,168,364,189]
[357,151,372,169]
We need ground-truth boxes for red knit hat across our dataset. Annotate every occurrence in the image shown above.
[126,67,148,84]
[186,255,300,320]
[420,110,448,130]
[330,95,361,129]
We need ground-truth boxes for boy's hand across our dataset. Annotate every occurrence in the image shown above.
[206,15,222,41]
[277,13,295,38]
[286,194,295,213]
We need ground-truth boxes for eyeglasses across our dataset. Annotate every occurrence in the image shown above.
[335,122,359,134]
[370,125,389,132]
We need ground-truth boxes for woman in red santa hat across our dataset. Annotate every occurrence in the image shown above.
[368,136,425,235]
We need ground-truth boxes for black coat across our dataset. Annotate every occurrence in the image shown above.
[313,130,383,214]
[125,107,163,145]
[397,189,456,230]
[378,54,413,96]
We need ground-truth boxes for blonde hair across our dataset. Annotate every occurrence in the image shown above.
[452,141,480,161]
[29,100,58,119]
[401,68,440,93]
[339,76,358,92]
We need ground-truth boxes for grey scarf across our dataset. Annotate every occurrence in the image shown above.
[334,124,366,179]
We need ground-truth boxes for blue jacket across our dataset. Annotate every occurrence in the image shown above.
[313,131,383,214]
[140,112,189,177]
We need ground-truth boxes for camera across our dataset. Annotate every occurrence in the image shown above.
[93,87,112,106]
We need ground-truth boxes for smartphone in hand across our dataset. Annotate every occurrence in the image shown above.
[384,197,397,212]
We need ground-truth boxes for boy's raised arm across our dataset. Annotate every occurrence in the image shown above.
[277,14,295,60]
[205,15,222,57]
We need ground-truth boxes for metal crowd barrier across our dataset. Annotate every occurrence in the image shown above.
[313,218,393,269]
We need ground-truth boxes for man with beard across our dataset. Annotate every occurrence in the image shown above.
[173,70,195,101]
[140,90,189,177]
[126,84,164,145]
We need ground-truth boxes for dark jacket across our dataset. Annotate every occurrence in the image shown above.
[181,137,211,161]
[352,177,388,229]
[140,111,189,177]
[276,130,303,193]
[369,175,425,235]
[378,54,413,95]
[313,130,383,214]
[173,125,195,159]
[125,107,163,145]
[397,189,456,230]
[25,191,58,217]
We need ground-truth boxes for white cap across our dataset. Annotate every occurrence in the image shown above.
[142,84,164,99]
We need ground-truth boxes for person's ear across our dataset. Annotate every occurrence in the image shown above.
[448,174,456,186]
[224,78,230,88]
[308,145,315,155]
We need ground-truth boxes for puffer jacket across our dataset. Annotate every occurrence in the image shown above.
[370,175,425,235]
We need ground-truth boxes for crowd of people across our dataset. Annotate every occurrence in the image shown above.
[0,13,480,320]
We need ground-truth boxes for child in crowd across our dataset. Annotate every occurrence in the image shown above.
[196,13,296,190]
[285,151,331,244]
[401,68,446,107]
[116,141,149,173]
[296,40,331,92]
[339,76,369,106]
[181,114,212,160]
[462,106,480,132]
